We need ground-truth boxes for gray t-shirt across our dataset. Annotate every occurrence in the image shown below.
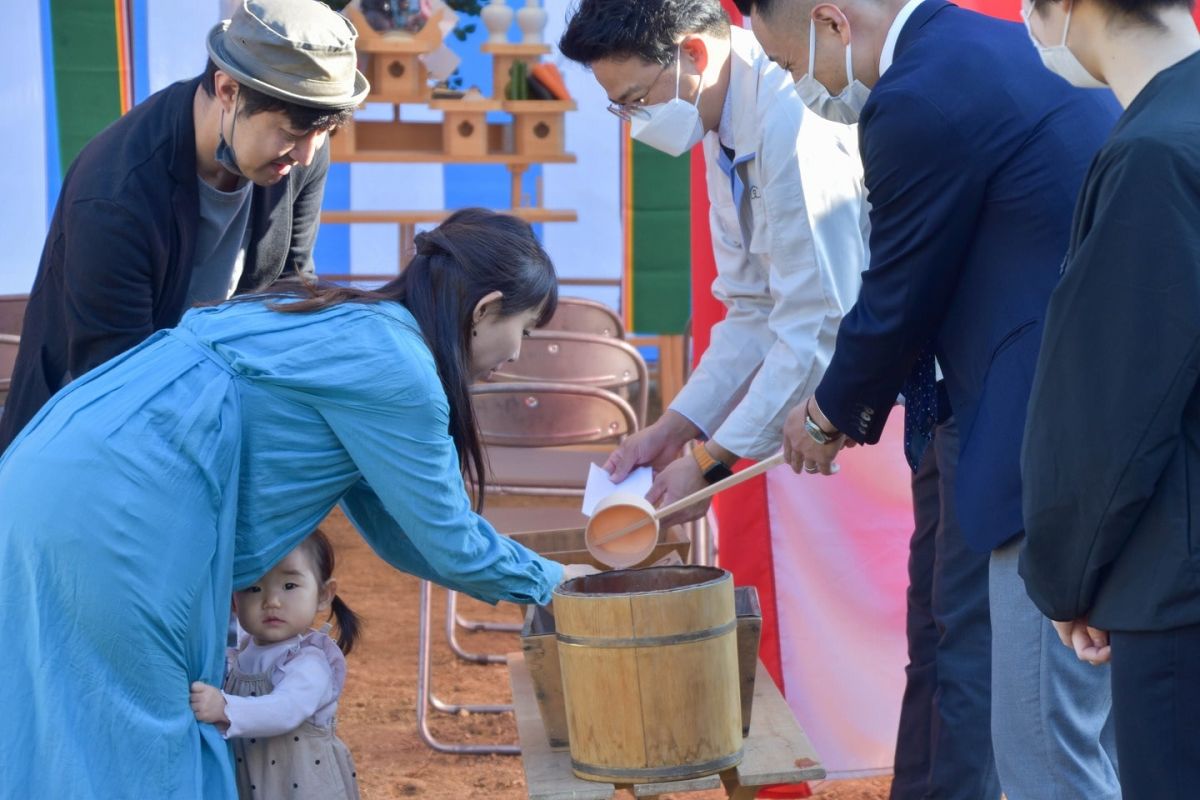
[186,177,254,307]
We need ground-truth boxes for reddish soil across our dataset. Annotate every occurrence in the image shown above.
[325,508,892,800]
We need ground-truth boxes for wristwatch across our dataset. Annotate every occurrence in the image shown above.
[804,411,841,445]
[692,442,734,484]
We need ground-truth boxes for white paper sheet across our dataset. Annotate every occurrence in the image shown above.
[581,464,653,517]
[419,46,461,82]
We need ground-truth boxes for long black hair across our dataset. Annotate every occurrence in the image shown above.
[266,209,559,507]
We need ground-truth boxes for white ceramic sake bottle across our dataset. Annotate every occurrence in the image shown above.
[516,0,547,45]
[481,0,514,44]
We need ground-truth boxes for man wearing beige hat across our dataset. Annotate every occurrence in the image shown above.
[0,0,368,452]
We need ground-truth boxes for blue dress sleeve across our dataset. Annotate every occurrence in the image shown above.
[311,309,563,605]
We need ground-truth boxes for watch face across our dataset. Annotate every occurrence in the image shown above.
[705,463,733,484]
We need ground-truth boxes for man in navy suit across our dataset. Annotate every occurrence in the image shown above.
[737,0,1120,797]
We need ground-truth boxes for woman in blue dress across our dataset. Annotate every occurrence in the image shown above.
[0,209,586,798]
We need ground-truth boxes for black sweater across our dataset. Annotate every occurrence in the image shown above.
[0,77,328,451]
[1020,50,1200,631]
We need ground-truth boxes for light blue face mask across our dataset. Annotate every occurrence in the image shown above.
[215,90,245,178]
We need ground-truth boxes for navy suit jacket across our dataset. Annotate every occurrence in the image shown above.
[814,0,1119,551]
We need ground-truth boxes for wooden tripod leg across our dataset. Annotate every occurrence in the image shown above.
[720,768,757,800]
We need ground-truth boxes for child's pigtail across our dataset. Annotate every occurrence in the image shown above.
[301,527,363,656]
[330,595,361,656]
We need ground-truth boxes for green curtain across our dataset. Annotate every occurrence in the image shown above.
[49,0,125,171]
[630,141,690,334]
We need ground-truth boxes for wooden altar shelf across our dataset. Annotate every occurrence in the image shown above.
[319,207,579,273]
[429,98,507,157]
[330,6,579,274]
[366,52,432,105]
[505,100,575,158]
[345,4,442,52]
[345,5,440,104]
[481,42,551,100]
[316,274,619,288]
[331,120,577,164]
[321,208,577,225]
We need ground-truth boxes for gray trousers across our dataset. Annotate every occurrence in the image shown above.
[989,537,1119,799]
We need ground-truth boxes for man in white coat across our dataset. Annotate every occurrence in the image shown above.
[559,0,869,511]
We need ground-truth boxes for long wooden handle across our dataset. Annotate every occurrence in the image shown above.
[652,451,785,521]
[590,453,787,548]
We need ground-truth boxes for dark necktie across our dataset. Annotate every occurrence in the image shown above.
[902,347,938,471]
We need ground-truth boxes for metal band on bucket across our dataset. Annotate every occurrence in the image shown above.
[556,619,737,649]
[570,748,744,782]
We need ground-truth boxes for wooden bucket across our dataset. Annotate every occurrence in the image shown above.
[553,566,743,783]
[522,585,762,749]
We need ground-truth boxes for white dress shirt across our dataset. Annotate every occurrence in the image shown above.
[880,0,926,76]
[669,26,870,459]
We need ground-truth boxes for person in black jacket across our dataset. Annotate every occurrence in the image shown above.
[0,0,368,452]
[1019,0,1200,796]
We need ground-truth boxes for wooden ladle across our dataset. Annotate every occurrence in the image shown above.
[584,452,786,568]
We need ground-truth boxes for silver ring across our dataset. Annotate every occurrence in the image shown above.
[804,464,819,474]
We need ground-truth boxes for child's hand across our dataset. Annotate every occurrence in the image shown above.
[190,681,230,727]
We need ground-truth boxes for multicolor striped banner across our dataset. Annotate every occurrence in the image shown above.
[626,140,691,334]
[47,0,134,174]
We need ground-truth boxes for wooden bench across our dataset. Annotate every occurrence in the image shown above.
[508,651,824,800]
[318,208,581,273]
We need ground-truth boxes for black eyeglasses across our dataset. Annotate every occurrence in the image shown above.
[605,59,674,121]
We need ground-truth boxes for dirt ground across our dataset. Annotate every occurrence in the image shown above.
[322,507,892,800]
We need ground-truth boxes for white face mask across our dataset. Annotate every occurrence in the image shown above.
[629,46,708,157]
[793,17,870,124]
[1022,5,1106,89]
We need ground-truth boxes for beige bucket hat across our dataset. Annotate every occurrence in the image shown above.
[207,0,370,108]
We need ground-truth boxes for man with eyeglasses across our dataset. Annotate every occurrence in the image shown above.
[559,0,869,513]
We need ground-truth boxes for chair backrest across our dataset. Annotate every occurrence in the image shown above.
[490,331,650,425]
[0,295,29,337]
[471,382,638,448]
[541,297,624,339]
[0,334,19,406]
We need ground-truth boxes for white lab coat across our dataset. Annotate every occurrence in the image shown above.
[669,26,870,460]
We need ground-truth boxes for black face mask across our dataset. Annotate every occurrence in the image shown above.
[215,91,244,179]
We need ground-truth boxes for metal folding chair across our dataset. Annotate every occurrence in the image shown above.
[415,383,639,754]
[540,296,625,339]
[0,334,19,410]
[488,331,649,426]
[445,376,644,648]
[473,381,640,498]
[451,382,640,657]
[415,580,519,754]
[450,329,650,649]
[0,294,28,336]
